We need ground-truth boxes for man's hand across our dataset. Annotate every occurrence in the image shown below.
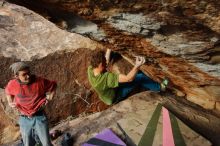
[45,99,49,105]
[46,90,56,101]
[119,56,145,83]
[6,95,16,108]
[9,102,16,108]
[105,49,111,65]
[135,56,145,68]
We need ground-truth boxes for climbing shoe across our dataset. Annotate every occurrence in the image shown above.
[160,78,169,91]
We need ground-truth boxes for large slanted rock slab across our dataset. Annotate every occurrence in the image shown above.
[47,91,212,146]
[0,2,100,61]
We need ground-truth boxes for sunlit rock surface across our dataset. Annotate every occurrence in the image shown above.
[0,2,99,61]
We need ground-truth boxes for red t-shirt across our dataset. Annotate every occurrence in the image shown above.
[5,76,57,116]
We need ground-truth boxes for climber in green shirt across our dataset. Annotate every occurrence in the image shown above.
[87,49,168,105]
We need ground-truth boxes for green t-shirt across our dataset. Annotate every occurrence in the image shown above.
[87,66,119,105]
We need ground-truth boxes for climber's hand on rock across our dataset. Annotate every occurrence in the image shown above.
[135,56,145,68]
[105,49,111,65]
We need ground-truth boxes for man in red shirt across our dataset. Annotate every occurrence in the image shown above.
[5,62,57,146]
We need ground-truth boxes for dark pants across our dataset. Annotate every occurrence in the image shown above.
[114,72,160,103]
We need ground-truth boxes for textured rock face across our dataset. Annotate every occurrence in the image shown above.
[0,89,20,144]
[14,0,219,77]
[0,2,98,61]
[24,0,220,33]
[107,13,162,36]
[41,92,218,146]
[169,0,220,34]
[1,0,220,145]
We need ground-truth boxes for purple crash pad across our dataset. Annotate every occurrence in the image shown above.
[82,128,126,146]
